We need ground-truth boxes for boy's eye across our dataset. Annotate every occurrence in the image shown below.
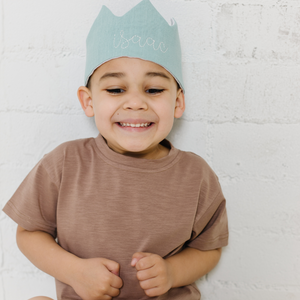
[146,89,164,94]
[106,88,164,95]
[106,88,125,94]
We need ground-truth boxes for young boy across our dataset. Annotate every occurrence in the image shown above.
[3,1,228,299]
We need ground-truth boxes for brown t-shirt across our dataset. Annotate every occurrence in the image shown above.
[3,135,228,300]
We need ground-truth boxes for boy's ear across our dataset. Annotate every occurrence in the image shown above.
[174,89,185,119]
[77,86,94,117]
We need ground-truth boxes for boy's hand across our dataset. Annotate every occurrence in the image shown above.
[70,257,123,300]
[131,252,173,297]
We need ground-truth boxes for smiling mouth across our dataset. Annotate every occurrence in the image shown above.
[118,122,153,128]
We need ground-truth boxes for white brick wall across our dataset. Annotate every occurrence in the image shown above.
[1,0,300,299]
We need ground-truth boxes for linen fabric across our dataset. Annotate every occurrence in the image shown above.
[3,135,228,300]
[85,0,185,92]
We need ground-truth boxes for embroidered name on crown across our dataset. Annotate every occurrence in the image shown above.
[113,30,168,53]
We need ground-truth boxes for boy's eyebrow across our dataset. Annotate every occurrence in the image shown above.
[99,71,171,81]
[99,72,125,81]
[146,72,171,80]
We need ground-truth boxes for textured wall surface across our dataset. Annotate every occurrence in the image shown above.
[1,0,300,299]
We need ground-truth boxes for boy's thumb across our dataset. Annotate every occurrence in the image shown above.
[131,252,151,267]
[103,259,120,276]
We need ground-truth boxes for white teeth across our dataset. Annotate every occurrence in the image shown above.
[120,122,151,127]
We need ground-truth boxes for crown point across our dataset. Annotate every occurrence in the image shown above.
[100,5,114,15]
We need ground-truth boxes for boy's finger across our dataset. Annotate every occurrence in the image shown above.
[131,252,152,267]
[103,259,120,276]
[107,285,122,298]
[135,256,156,271]
[111,275,123,289]
[137,267,157,281]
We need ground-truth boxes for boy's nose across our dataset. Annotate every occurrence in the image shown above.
[122,93,148,111]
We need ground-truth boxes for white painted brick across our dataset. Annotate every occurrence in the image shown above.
[3,0,94,55]
[0,0,3,54]
[155,1,213,63]
[223,179,300,233]
[181,62,210,121]
[0,1,3,109]
[0,278,4,300]
[215,3,300,62]
[0,217,56,300]
[198,279,300,300]
[209,181,300,288]
[209,123,300,180]
[0,216,3,269]
[182,62,300,123]
[3,277,56,300]
[0,112,98,165]
[168,119,207,157]
[212,230,300,284]
[1,216,33,275]
[1,54,85,111]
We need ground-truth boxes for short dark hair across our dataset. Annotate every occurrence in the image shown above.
[86,78,92,90]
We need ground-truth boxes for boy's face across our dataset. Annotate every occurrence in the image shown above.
[78,57,185,159]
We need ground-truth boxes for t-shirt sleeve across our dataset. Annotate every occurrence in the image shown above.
[2,155,60,238]
[186,166,229,251]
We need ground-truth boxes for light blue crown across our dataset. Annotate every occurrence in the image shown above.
[85,0,184,92]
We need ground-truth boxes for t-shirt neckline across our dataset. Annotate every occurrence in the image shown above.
[94,134,182,172]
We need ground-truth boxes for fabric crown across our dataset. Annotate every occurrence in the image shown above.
[85,0,185,92]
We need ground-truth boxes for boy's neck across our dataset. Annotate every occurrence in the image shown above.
[103,137,170,160]
[117,143,170,160]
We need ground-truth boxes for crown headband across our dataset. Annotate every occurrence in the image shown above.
[85,0,185,92]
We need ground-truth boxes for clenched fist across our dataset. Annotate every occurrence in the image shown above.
[131,252,174,297]
[70,257,123,300]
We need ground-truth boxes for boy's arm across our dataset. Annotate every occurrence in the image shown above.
[166,247,222,287]
[16,225,123,299]
[132,247,222,297]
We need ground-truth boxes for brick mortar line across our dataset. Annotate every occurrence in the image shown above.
[207,280,300,292]
[181,117,300,125]
[0,108,83,115]
[0,0,3,57]
[0,213,5,300]
[2,48,85,58]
